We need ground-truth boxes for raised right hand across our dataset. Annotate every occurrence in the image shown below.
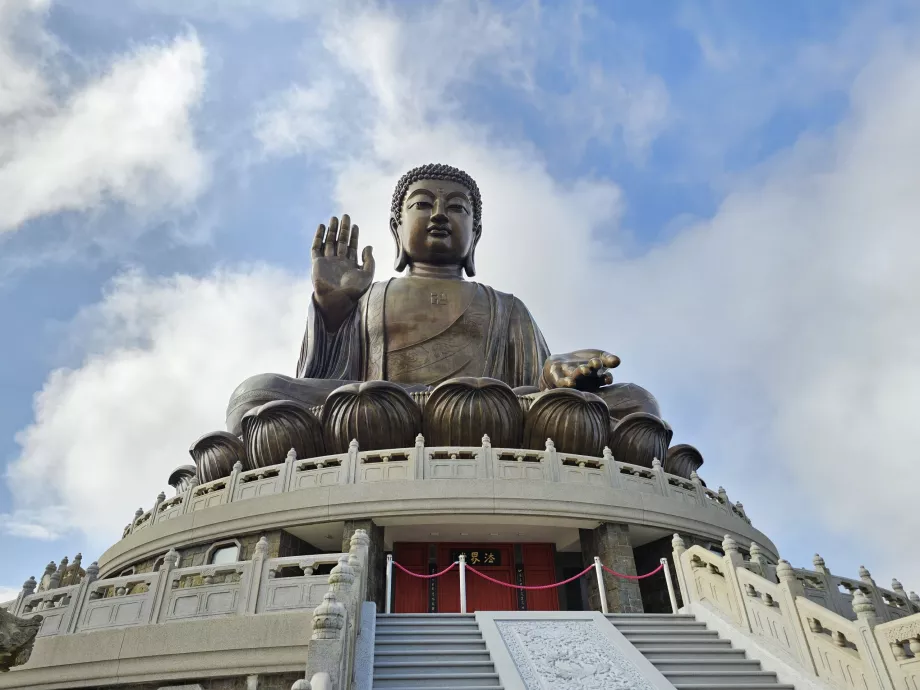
[311,215,375,331]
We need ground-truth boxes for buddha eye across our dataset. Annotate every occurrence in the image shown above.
[448,204,467,213]
[411,201,433,210]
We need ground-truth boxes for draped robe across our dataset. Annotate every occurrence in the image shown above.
[296,279,550,388]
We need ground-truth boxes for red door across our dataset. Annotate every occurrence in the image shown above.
[523,543,559,611]
[393,542,428,613]
[437,544,515,613]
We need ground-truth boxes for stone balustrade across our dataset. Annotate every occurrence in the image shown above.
[673,534,920,690]
[122,435,753,540]
[1,539,350,642]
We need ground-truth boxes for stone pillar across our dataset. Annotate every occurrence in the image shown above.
[580,522,643,613]
[342,519,385,610]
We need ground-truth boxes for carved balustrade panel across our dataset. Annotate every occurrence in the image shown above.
[666,476,699,505]
[357,449,413,483]
[736,568,807,666]
[162,563,249,622]
[558,453,608,487]
[19,585,81,637]
[132,509,153,532]
[616,462,661,495]
[188,478,230,512]
[290,454,351,490]
[78,573,158,632]
[424,448,482,480]
[259,554,346,613]
[701,487,731,515]
[796,598,872,690]
[493,449,550,481]
[233,464,285,501]
[683,546,744,626]
[875,614,920,690]
[793,567,836,611]
[155,495,186,523]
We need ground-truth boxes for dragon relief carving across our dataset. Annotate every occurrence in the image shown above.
[495,619,655,690]
[0,608,42,672]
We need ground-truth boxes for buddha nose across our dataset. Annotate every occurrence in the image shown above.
[431,198,448,224]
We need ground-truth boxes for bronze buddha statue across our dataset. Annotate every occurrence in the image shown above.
[191,165,694,483]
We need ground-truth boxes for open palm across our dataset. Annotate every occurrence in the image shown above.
[311,215,375,329]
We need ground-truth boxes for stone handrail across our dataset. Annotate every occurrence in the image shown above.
[123,435,753,540]
[672,534,920,690]
[4,539,354,641]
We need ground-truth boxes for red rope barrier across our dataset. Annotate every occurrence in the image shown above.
[464,563,595,590]
[392,560,457,579]
[601,562,665,580]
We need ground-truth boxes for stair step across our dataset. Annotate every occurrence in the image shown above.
[369,687,502,690]
[664,671,779,685]
[655,659,765,673]
[625,633,724,644]
[377,617,481,626]
[375,649,492,661]
[373,672,501,688]
[607,616,700,625]
[673,685,794,690]
[374,661,497,674]
[606,613,696,619]
[642,648,748,661]
[377,628,482,635]
[376,638,487,648]
[613,624,711,633]
[376,633,484,643]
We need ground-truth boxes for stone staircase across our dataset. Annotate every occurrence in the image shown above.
[606,613,795,689]
[372,614,502,689]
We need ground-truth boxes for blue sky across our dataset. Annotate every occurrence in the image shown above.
[2,0,919,601]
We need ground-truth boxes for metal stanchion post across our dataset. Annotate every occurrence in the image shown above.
[661,557,678,614]
[459,555,467,614]
[385,554,393,614]
[594,556,609,614]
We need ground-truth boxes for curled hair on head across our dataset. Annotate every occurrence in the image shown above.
[390,163,482,227]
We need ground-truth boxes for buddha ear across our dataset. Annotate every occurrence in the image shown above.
[463,223,482,278]
[389,216,409,272]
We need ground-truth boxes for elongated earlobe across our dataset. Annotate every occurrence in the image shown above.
[463,225,482,277]
[390,217,408,272]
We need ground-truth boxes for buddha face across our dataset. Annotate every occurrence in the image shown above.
[391,178,480,273]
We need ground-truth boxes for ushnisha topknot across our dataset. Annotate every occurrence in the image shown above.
[390,163,482,227]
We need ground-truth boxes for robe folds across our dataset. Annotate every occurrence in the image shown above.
[295,279,550,389]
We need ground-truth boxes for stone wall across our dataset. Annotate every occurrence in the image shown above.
[580,522,643,613]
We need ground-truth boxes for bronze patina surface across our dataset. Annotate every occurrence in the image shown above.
[220,164,677,469]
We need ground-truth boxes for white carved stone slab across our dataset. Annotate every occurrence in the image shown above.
[477,611,677,690]
[495,619,655,690]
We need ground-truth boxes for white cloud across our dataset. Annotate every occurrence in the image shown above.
[4,267,309,549]
[0,2,209,235]
[0,585,20,605]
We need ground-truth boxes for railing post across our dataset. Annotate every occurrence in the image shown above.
[671,534,690,607]
[150,548,179,624]
[721,535,752,632]
[243,537,269,614]
[459,555,467,614]
[603,447,620,489]
[226,461,243,504]
[385,554,393,614]
[65,561,99,634]
[280,448,297,492]
[652,458,670,497]
[480,434,493,479]
[414,433,426,480]
[775,559,819,674]
[661,558,678,614]
[545,439,560,482]
[594,556,609,614]
[347,439,360,485]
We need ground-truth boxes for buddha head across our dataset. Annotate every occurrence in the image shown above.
[389,163,483,277]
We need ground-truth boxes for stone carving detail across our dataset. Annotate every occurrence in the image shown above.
[664,443,704,479]
[523,388,609,457]
[167,465,197,495]
[424,377,523,447]
[189,431,247,483]
[243,400,325,469]
[495,619,655,690]
[322,381,420,454]
[0,608,42,672]
[609,412,673,469]
[881,619,920,645]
